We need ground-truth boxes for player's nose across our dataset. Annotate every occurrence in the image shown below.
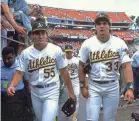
[38,33,43,38]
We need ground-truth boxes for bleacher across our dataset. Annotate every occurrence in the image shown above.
[28,5,139,54]
[53,28,93,37]
[117,13,132,22]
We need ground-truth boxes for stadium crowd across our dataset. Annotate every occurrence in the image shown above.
[1,0,139,121]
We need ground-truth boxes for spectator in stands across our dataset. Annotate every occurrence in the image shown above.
[1,16,13,51]
[7,31,14,45]
[1,2,26,36]
[131,50,139,100]
[1,0,40,34]
[1,47,33,121]
[1,16,13,30]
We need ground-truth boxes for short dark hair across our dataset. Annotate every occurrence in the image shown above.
[2,47,15,56]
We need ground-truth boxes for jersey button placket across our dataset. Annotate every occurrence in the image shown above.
[38,54,43,84]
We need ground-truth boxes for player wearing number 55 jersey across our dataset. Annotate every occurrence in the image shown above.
[7,18,76,121]
[79,13,134,121]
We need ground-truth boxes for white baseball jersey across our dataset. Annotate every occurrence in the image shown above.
[16,43,66,86]
[131,50,139,67]
[79,35,131,81]
[65,57,79,84]
[65,56,80,117]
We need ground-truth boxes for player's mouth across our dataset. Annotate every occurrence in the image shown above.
[100,30,104,32]
[38,41,47,44]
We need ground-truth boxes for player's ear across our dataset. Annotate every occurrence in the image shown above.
[95,30,97,35]
[109,29,112,33]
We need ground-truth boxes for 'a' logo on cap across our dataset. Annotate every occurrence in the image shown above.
[38,23,43,28]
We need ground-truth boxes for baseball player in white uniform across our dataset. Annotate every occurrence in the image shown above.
[64,45,80,121]
[79,13,134,121]
[131,50,139,68]
[131,50,139,99]
[7,18,76,121]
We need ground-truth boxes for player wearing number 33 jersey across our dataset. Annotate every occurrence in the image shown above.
[6,18,76,121]
[79,13,134,121]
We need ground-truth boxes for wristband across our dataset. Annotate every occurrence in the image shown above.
[80,80,85,88]
[123,82,134,95]
[126,82,134,91]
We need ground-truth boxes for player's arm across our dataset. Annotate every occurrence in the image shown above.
[10,70,24,87]
[79,61,89,98]
[119,40,134,103]
[7,70,24,96]
[59,67,76,100]
[23,71,30,96]
[122,62,134,103]
[122,62,133,83]
[79,61,87,88]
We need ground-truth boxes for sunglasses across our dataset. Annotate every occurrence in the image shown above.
[96,21,108,25]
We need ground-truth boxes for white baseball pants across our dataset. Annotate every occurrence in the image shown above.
[30,82,60,121]
[32,95,58,121]
[86,80,119,121]
[72,81,80,115]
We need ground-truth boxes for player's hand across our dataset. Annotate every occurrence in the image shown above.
[7,86,15,96]
[69,93,76,101]
[124,89,134,104]
[81,87,90,99]
[15,25,27,37]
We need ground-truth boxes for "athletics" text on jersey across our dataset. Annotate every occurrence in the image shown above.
[28,56,56,72]
[89,49,120,63]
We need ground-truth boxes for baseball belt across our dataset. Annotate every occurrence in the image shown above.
[32,82,56,88]
[93,80,115,84]
[71,77,78,80]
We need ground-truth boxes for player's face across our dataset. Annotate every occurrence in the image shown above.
[65,51,73,59]
[33,30,48,46]
[95,21,110,36]
[3,53,15,67]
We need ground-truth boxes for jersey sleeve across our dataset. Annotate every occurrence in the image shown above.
[16,50,27,72]
[79,41,89,63]
[119,40,131,64]
[56,47,67,69]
